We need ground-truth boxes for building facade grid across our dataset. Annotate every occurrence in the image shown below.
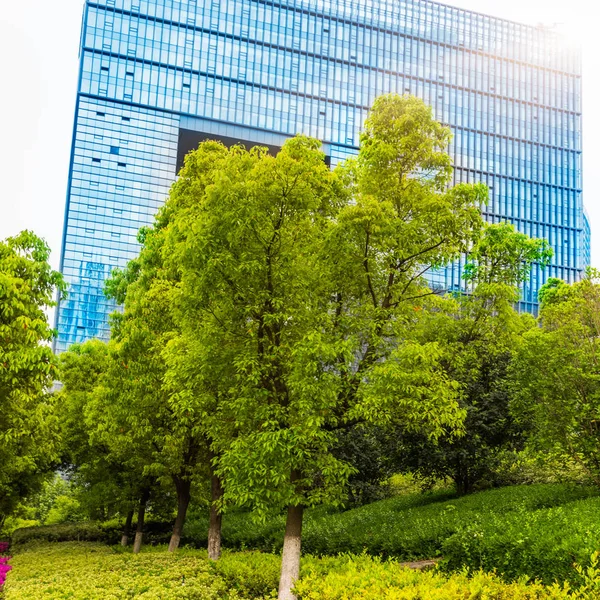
[55,0,585,351]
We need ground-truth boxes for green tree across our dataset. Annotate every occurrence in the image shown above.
[165,94,486,599]
[57,340,146,546]
[104,215,218,555]
[0,231,65,527]
[511,271,600,485]
[395,223,552,493]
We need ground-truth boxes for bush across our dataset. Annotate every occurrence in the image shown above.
[215,552,280,598]
[11,519,181,548]
[8,542,600,600]
[12,484,600,586]
[11,523,117,547]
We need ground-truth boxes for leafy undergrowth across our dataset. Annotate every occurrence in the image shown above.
[2,542,274,599]
[11,484,600,586]
[6,542,600,600]
[296,553,600,600]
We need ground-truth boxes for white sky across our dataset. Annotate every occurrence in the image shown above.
[0,0,598,274]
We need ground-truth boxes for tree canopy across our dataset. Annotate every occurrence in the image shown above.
[511,271,600,484]
[0,231,65,525]
[159,94,488,599]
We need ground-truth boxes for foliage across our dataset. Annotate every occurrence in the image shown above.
[493,449,593,488]
[8,542,600,600]
[10,520,179,548]
[11,523,110,547]
[173,485,594,564]
[104,187,215,550]
[56,340,146,523]
[2,543,252,599]
[215,552,281,598]
[23,474,74,524]
[511,273,600,486]
[0,231,65,525]
[164,94,486,524]
[294,554,592,600]
[13,483,600,587]
[440,494,600,586]
[330,424,398,505]
[394,222,550,493]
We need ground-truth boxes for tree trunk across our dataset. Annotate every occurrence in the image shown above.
[121,509,134,547]
[454,470,472,496]
[207,471,223,561]
[168,477,191,552]
[133,488,150,554]
[278,503,304,600]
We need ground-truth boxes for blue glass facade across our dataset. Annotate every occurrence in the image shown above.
[55,0,585,351]
[583,209,591,271]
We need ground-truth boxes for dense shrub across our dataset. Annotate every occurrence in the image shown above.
[11,523,111,547]
[214,552,280,598]
[10,520,182,548]
[12,484,600,586]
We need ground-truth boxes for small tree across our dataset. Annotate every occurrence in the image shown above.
[511,271,600,485]
[0,231,65,526]
[394,223,552,493]
[104,213,220,554]
[57,340,146,543]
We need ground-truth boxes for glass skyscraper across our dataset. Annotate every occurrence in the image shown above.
[55,0,585,352]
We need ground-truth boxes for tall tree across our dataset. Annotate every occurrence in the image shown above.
[104,206,218,554]
[0,231,65,526]
[511,271,600,484]
[165,94,487,599]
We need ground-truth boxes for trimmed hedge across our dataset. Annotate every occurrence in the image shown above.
[10,520,178,548]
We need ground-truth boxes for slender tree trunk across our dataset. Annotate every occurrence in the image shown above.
[207,470,223,561]
[168,477,191,552]
[278,503,304,600]
[133,488,150,554]
[121,509,134,547]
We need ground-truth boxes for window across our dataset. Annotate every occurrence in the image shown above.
[110,146,120,155]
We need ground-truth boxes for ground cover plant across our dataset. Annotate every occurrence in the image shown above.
[5,542,600,600]
[10,483,600,587]
[2,542,260,599]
